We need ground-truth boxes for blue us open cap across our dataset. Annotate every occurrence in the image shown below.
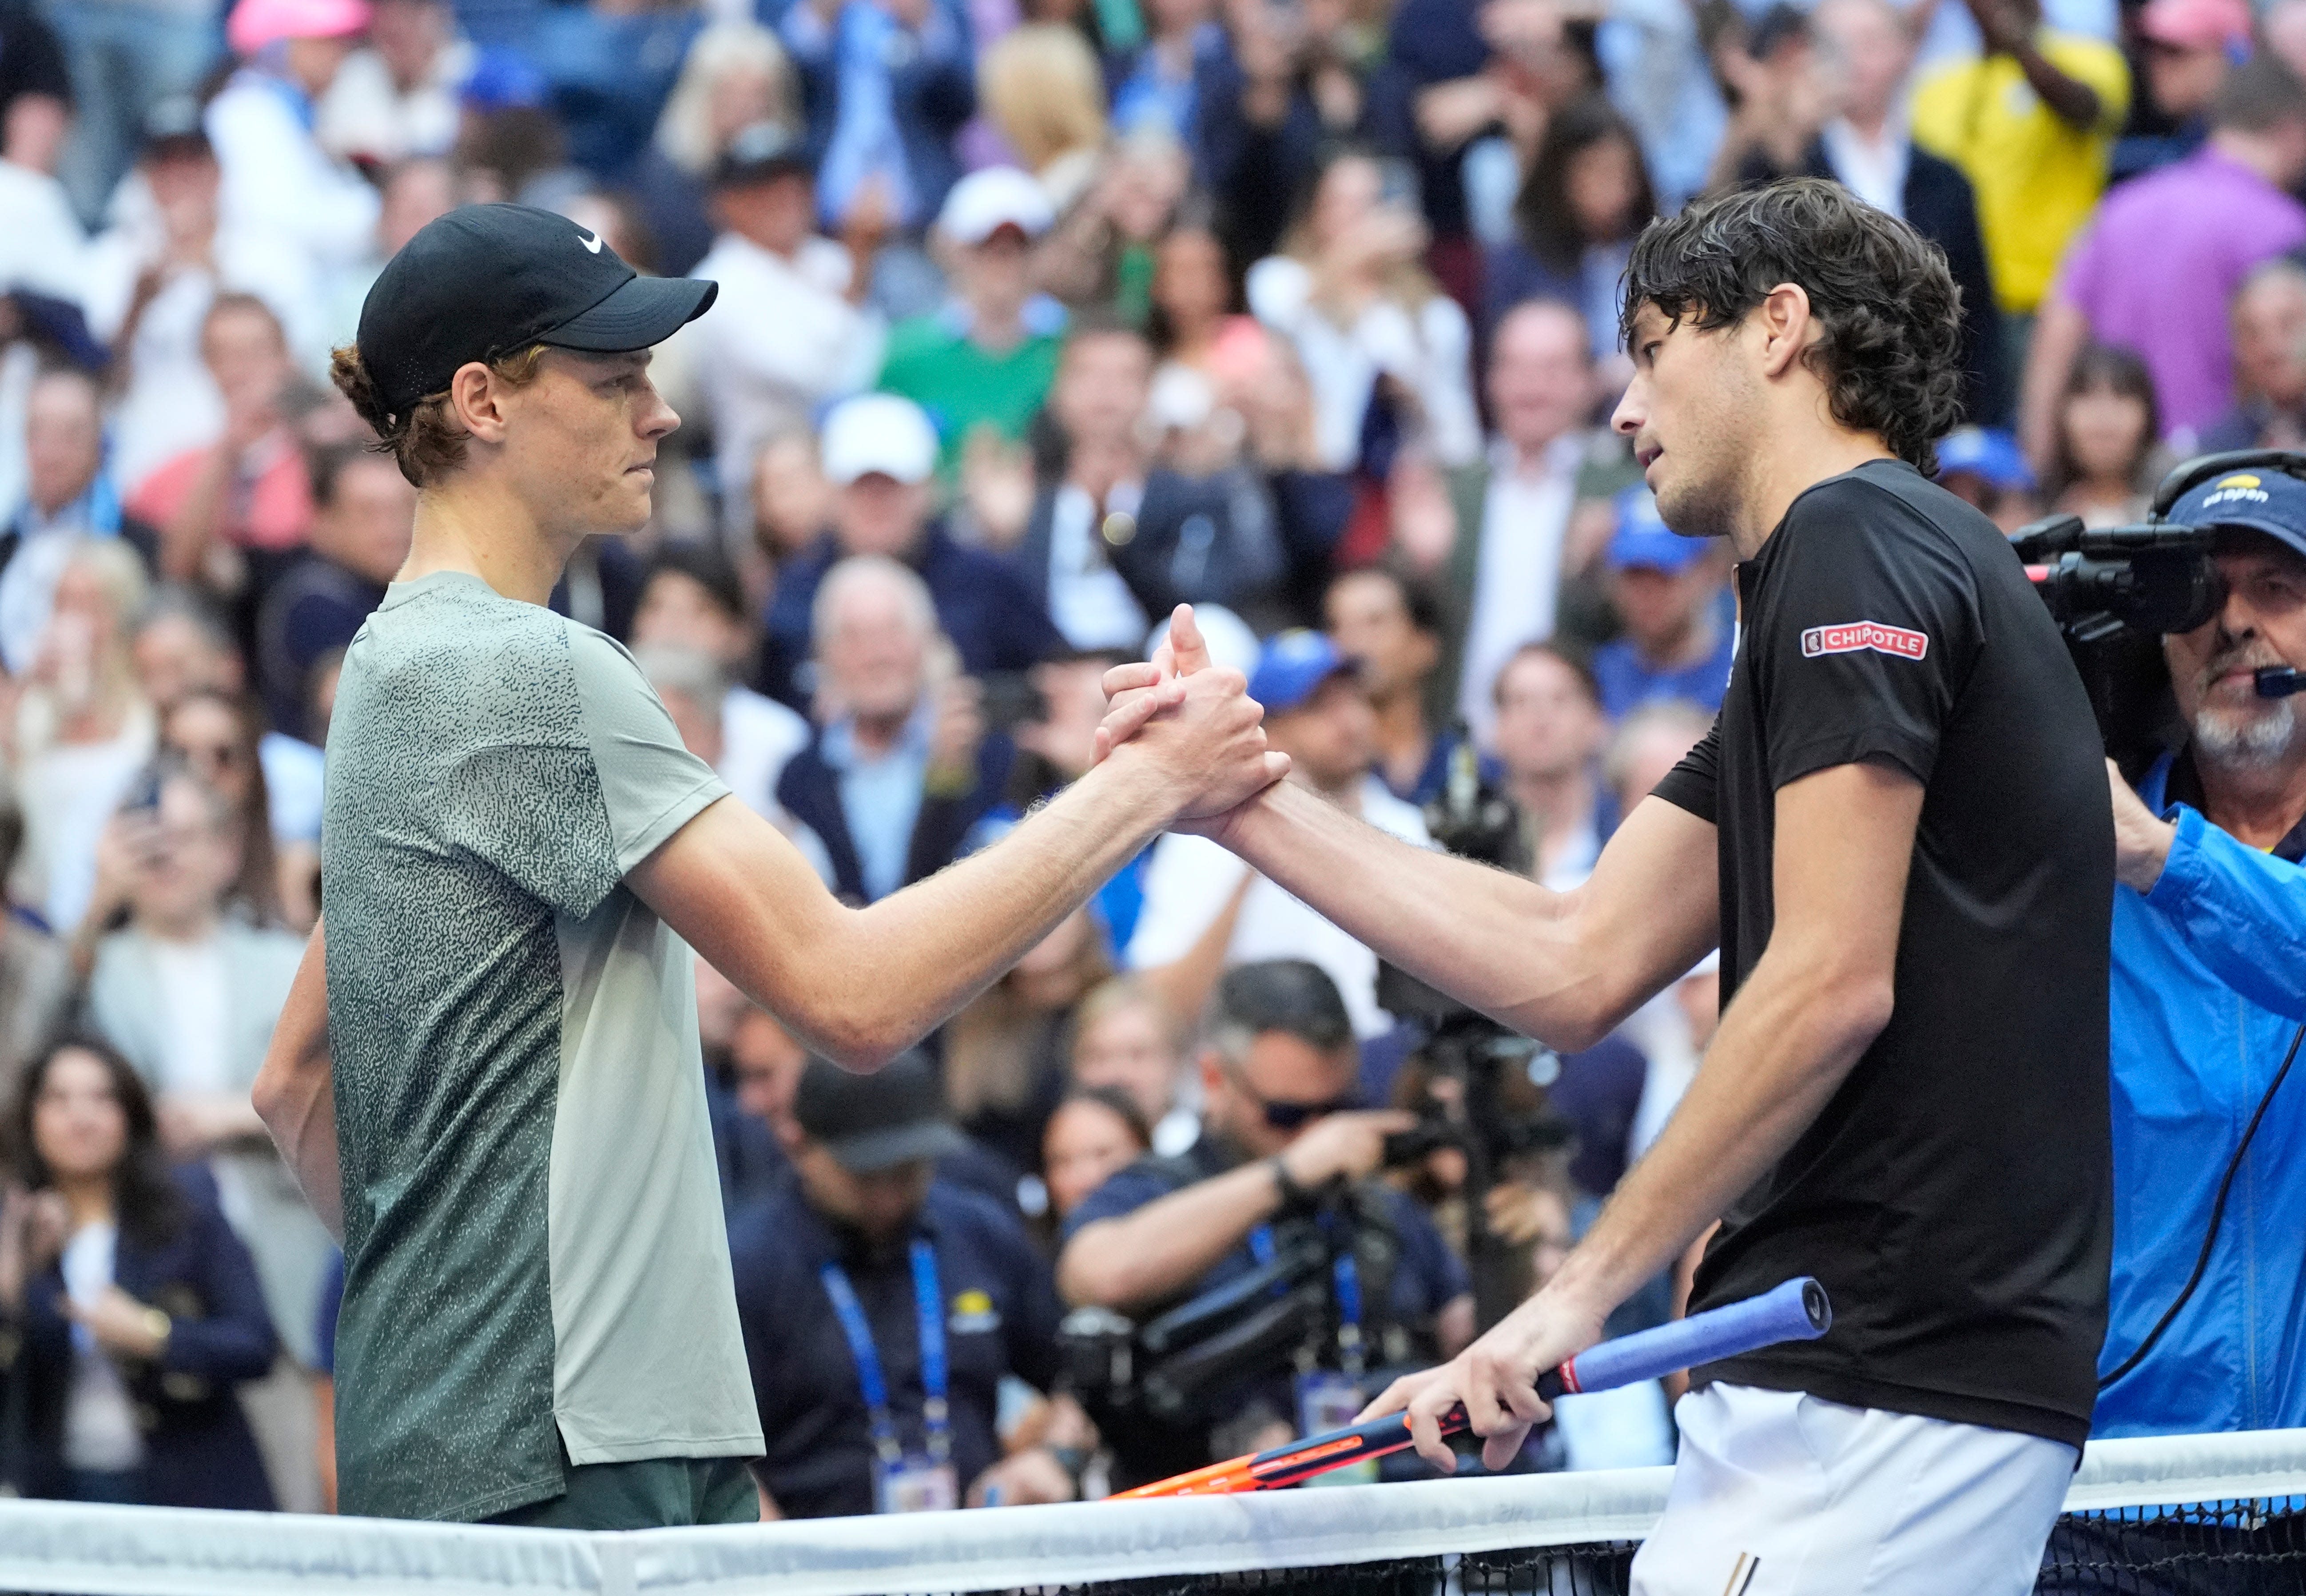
[2167,466,2306,561]
[1936,426,2035,492]
[1250,628,1358,715]
[1607,487,1709,573]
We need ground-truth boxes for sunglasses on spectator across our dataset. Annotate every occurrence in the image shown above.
[1232,1074,1360,1131]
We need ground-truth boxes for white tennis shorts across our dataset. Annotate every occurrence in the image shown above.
[1628,1383,2077,1596]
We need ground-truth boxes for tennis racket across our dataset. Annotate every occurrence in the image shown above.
[1116,1275,1832,1498]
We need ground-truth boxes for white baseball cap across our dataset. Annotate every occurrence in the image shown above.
[820,393,939,487]
[938,167,1054,247]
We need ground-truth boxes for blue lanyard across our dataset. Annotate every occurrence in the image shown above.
[819,1239,951,1465]
[1249,1225,1365,1375]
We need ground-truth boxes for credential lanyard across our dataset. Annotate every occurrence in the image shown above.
[1249,1225,1365,1377]
[820,1239,952,1466]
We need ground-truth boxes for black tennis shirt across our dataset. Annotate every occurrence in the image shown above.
[1653,459,2113,1449]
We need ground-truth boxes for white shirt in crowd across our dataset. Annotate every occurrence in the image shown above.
[1244,255,1483,473]
[206,69,381,281]
[719,684,810,818]
[1818,115,1910,220]
[11,705,156,932]
[151,936,233,1096]
[316,40,474,166]
[1126,775,1431,1040]
[82,210,322,486]
[260,733,326,847]
[684,230,884,531]
[1046,480,1151,651]
[1457,435,1583,746]
[0,528,84,677]
[60,1221,144,1473]
[0,159,89,305]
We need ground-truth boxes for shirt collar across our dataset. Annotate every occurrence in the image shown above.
[821,695,936,772]
[1488,433,1584,482]
[2163,744,2306,863]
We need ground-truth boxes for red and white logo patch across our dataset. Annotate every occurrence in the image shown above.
[1800,620,1929,661]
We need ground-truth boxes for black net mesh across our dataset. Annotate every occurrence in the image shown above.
[2036,1499,2306,1594]
[1007,1501,2306,1596]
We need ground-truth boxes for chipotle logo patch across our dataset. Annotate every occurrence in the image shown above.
[1800,621,1929,661]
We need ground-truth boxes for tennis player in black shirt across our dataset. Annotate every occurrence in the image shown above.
[1097,179,2113,1592]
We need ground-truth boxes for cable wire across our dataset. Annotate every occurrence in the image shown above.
[2100,1022,2306,1389]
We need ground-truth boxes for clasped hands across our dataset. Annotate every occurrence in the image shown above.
[1094,605,1291,831]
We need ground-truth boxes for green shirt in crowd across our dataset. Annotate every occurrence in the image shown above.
[320,571,763,1524]
[875,313,1062,472]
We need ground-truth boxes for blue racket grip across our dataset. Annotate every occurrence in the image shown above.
[1552,1275,1831,1396]
[1244,1278,1831,1485]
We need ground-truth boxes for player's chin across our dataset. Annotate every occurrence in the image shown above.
[604,472,656,531]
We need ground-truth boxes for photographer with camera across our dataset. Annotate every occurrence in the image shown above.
[2090,462,2306,1443]
[1056,960,1473,1491]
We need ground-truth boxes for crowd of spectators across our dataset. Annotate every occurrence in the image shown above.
[0,0,2299,1524]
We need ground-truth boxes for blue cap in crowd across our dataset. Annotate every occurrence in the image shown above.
[1249,629,1357,715]
[2167,466,2306,561]
[1936,427,2035,493]
[1607,488,1708,573]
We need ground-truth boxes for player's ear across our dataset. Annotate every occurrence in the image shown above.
[1754,282,1815,380]
[449,361,514,445]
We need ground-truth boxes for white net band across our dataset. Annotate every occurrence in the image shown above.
[0,1427,2300,1596]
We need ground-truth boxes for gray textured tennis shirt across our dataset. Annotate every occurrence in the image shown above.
[321,570,763,1523]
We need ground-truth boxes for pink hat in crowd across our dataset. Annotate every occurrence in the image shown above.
[227,0,372,56]
[2136,0,2253,51]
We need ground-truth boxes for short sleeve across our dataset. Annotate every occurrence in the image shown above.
[565,627,730,876]
[1059,1161,1175,1239]
[1757,483,1980,791]
[1651,718,1721,825]
[440,623,727,921]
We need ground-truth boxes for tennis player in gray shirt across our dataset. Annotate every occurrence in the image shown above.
[251,204,1286,1530]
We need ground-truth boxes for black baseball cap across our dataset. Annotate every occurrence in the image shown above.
[793,1051,966,1174]
[355,203,719,419]
[713,121,812,189]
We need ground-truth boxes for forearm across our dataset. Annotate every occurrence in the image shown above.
[1545,953,1889,1318]
[707,757,1176,1067]
[2018,297,2088,470]
[252,921,343,1238]
[2012,41,2099,128]
[1058,1161,1287,1309]
[1227,783,1710,1049]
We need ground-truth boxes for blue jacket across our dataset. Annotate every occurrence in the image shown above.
[2093,753,2306,1437]
[1,1166,280,1507]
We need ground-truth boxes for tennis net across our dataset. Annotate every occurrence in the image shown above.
[0,1427,2298,1596]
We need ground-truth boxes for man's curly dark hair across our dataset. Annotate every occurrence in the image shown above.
[1618,179,1965,475]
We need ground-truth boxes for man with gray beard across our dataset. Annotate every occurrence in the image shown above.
[2085,460,2306,1461]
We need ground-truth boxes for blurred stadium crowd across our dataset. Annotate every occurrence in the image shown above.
[0,0,2300,1522]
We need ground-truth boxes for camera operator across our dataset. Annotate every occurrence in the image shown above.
[1056,960,1474,1490]
[2091,466,2306,1441]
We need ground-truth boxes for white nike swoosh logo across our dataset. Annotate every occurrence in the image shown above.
[576,229,603,254]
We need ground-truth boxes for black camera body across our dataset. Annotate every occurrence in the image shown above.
[1057,1183,1422,1433]
[1372,737,1573,1330]
[2008,449,2306,772]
